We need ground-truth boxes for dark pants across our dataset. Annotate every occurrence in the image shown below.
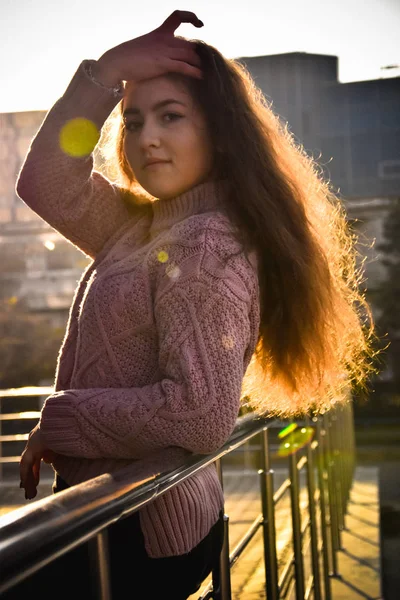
[4,474,224,600]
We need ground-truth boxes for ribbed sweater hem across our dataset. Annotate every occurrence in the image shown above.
[51,458,224,558]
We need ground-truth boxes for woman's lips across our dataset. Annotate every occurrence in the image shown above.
[144,161,170,169]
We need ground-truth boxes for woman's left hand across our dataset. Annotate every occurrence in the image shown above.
[20,425,56,499]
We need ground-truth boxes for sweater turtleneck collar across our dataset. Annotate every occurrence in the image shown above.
[149,179,230,240]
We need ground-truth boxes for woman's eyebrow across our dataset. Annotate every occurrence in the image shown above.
[123,99,186,117]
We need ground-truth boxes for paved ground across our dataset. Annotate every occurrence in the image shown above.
[330,469,381,600]
[378,462,400,600]
[0,466,381,599]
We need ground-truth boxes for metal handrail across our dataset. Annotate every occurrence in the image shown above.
[0,413,268,595]
[0,389,355,600]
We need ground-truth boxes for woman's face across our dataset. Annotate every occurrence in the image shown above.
[122,76,215,200]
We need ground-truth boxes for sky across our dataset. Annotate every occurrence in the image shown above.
[1,0,399,113]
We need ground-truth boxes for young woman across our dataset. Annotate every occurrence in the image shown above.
[17,9,378,599]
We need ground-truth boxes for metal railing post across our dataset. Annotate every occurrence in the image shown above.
[305,424,322,600]
[331,410,345,538]
[289,448,305,600]
[214,458,232,600]
[88,530,112,600]
[349,402,356,499]
[335,406,345,527]
[259,427,279,600]
[344,403,352,508]
[218,515,232,600]
[323,413,339,575]
[315,417,332,600]
[342,401,356,518]
[339,405,349,526]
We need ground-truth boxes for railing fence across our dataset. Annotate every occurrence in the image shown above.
[0,389,355,599]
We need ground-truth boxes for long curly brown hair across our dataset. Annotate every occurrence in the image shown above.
[97,39,382,417]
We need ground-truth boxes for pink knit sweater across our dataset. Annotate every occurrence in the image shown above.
[16,61,260,558]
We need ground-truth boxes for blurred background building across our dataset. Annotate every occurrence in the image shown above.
[0,111,90,328]
[0,51,399,386]
[239,52,399,303]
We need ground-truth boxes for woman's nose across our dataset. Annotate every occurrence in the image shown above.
[139,121,161,149]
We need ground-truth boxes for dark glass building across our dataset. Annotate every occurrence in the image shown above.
[238,52,400,199]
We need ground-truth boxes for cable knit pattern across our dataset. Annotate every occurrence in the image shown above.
[15,61,260,558]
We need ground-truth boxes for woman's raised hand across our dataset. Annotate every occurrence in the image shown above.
[92,10,204,88]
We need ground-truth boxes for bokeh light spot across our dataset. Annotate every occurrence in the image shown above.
[221,335,235,350]
[166,262,181,280]
[59,118,100,157]
[276,426,315,457]
[157,250,169,263]
[44,240,55,251]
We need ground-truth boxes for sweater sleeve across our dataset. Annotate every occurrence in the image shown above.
[39,267,256,459]
[15,61,138,258]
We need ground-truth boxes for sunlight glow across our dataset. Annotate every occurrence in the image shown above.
[19,411,41,419]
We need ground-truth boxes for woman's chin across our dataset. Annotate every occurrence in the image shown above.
[140,181,189,201]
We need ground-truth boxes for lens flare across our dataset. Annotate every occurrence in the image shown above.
[59,118,100,157]
[276,426,315,457]
[278,423,298,439]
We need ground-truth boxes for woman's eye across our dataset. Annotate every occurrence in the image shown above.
[125,122,142,132]
[124,114,182,132]
[163,113,182,123]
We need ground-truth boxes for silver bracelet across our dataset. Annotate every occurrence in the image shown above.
[83,59,123,98]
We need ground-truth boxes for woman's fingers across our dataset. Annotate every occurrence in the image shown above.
[158,10,203,34]
[19,426,52,499]
[33,455,41,487]
[20,450,38,499]
[96,12,204,85]
[167,46,202,68]
[24,469,38,500]
[19,449,31,487]
[163,58,203,79]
